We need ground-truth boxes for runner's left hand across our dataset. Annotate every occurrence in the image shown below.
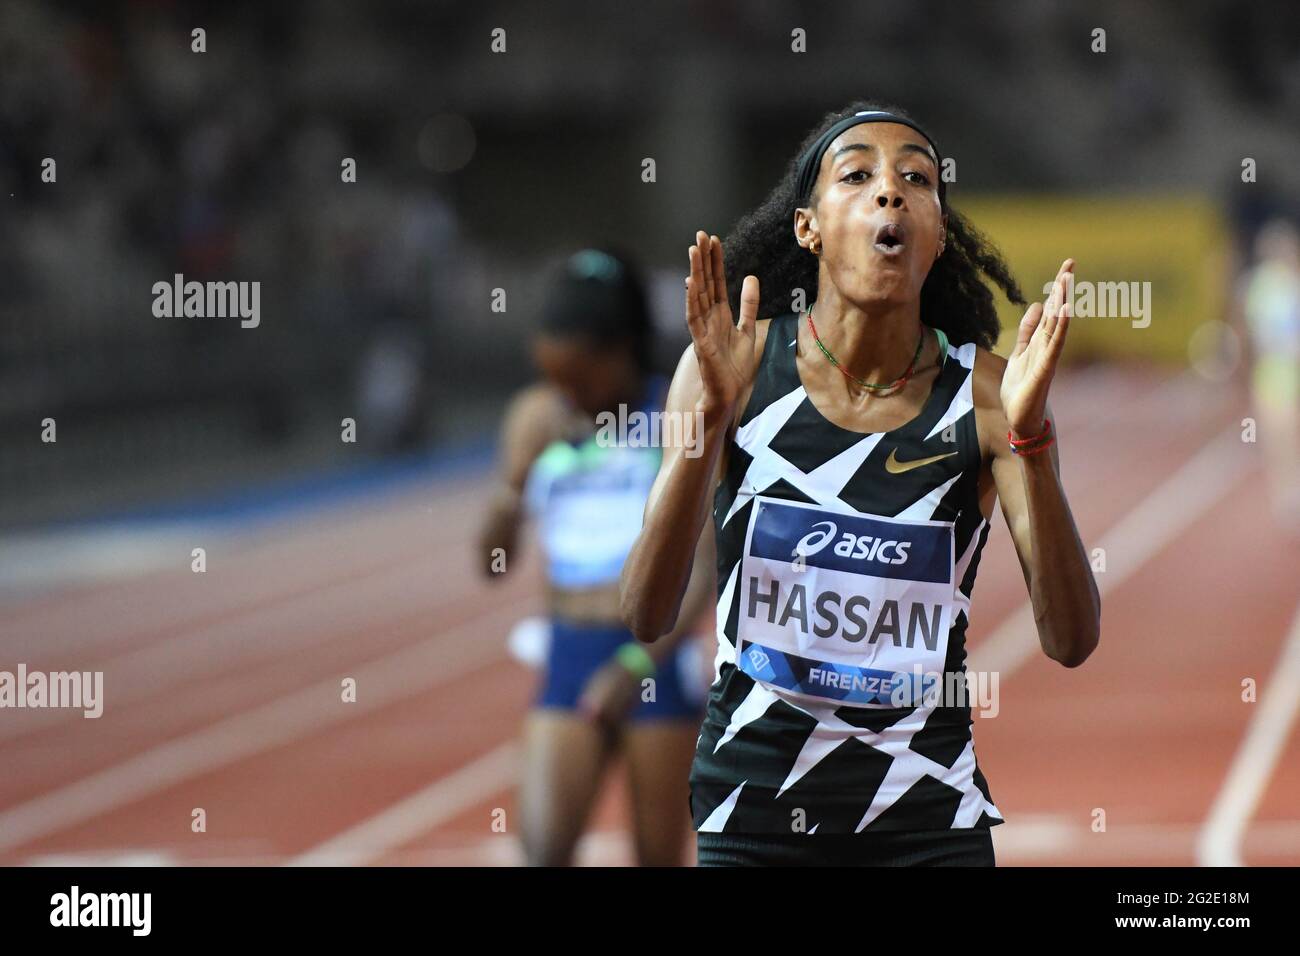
[1001,258,1073,438]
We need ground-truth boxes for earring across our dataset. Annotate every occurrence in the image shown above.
[810,237,821,255]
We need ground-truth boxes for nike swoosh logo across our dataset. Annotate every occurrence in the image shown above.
[884,448,958,474]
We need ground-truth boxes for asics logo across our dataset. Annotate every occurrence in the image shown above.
[790,519,912,566]
[792,521,837,558]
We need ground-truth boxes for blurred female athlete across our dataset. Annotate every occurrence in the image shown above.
[620,103,1101,866]
[480,248,714,866]
[1240,218,1300,530]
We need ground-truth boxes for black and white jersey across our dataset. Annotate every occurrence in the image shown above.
[689,312,1004,834]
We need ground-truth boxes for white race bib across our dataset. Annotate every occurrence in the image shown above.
[735,495,956,708]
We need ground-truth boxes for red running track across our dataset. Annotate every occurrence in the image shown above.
[0,365,1297,866]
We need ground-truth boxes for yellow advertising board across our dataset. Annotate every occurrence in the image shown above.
[955,195,1230,363]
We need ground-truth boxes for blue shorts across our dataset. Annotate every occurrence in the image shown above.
[536,617,701,722]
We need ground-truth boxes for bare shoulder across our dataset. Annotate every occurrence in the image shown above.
[498,382,569,485]
[977,343,1003,390]
[971,346,1009,406]
[504,381,567,433]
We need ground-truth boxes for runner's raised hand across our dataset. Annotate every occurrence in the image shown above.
[1001,258,1074,437]
[685,231,760,420]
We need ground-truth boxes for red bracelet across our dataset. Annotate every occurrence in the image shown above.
[1010,435,1055,456]
[1008,418,1051,446]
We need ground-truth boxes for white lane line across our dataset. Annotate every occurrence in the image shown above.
[284,743,519,867]
[1197,595,1300,867]
[0,601,529,855]
[0,556,512,744]
[1,482,484,659]
[0,524,217,594]
[971,422,1251,676]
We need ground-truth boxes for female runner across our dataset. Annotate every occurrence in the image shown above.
[620,103,1101,866]
[480,248,714,866]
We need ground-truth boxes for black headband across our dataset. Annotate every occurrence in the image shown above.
[795,110,945,208]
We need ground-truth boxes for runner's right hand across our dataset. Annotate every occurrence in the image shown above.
[686,231,760,422]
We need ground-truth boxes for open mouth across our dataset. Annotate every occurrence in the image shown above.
[873,222,906,256]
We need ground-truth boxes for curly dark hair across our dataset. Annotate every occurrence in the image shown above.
[722,100,1025,350]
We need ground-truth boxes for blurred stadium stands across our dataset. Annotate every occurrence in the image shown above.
[0,0,1296,527]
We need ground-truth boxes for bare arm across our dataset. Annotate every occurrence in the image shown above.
[476,385,562,580]
[619,231,760,642]
[990,397,1101,666]
[987,258,1101,667]
[640,503,718,661]
[618,344,732,641]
